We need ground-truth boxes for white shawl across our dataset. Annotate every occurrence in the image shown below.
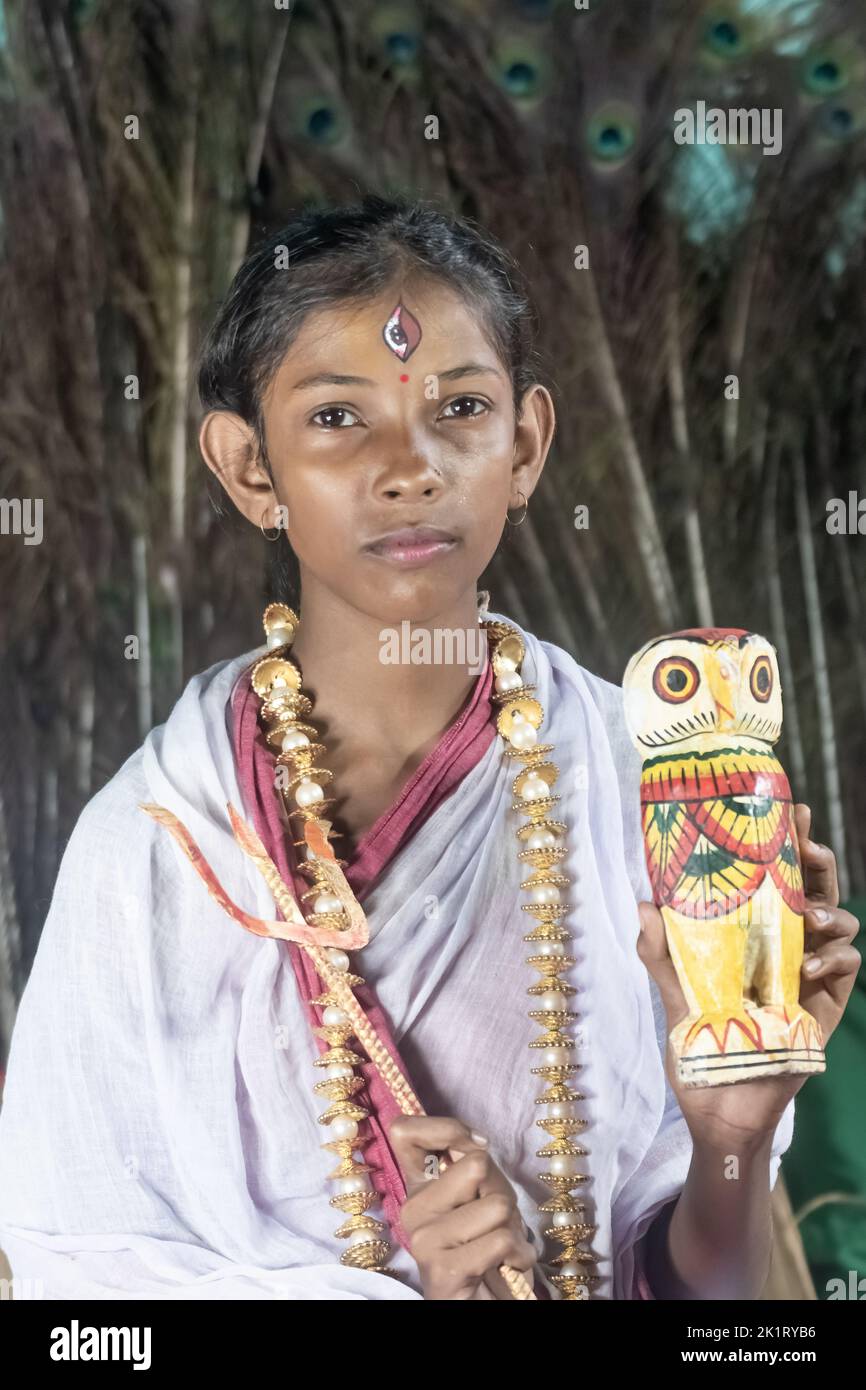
[0,613,795,1299]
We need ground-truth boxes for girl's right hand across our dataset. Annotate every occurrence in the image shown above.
[388,1114,538,1301]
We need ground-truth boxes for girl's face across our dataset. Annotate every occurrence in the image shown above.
[201,277,554,626]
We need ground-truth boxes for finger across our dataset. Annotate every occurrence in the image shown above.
[472,1279,499,1301]
[464,1227,536,1279]
[636,901,689,1028]
[387,1115,488,1188]
[435,1226,537,1293]
[401,1148,495,1231]
[412,1190,518,1258]
[793,802,812,845]
[802,941,862,983]
[794,804,839,907]
[801,943,862,1033]
[803,904,860,953]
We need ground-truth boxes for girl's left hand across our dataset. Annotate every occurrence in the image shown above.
[636,804,861,1153]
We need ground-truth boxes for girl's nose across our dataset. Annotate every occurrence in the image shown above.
[376,451,445,501]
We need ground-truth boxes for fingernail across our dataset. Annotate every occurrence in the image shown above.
[811,908,830,925]
[470,1130,489,1146]
[805,957,821,974]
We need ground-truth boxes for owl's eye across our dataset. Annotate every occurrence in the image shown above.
[653,656,700,703]
[750,655,773,702]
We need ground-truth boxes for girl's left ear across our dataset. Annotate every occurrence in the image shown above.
[199,410,276,527]
[512,383,555,497]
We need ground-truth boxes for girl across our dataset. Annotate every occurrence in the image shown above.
[0,197,858,1301]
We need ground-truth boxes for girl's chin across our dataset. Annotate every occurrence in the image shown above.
[350,574,475,628]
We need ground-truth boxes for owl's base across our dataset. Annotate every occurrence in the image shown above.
[670,1002,825,1087]
[677,1048,826,1088]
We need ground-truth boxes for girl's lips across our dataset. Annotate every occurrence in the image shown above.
[363,536,459,567]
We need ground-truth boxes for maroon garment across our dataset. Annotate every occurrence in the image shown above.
[341,660,497,899]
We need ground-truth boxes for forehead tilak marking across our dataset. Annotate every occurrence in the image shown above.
[382,302,423,362]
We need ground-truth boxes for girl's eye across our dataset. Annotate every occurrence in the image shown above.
[310,397,489,427]
[440,396,489,419]
[311,406,360,429]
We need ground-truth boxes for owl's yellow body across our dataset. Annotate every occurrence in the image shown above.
[623,628,825,1087]
[641,742,823,1083]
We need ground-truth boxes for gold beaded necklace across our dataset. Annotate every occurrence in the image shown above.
[250,599,599,1301]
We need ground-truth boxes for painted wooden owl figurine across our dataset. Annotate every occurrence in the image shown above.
[622,627,825,1088]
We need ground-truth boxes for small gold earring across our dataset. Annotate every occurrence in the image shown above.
[260,505,282,542]
[506,491,528,527]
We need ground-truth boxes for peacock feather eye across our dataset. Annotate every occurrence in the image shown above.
[799,39,857,99]
[803,56,847,97]
[750,656,773,703]
[653,656,700,704]
[514,0,559,18]
[586,102,638,165]
[500,55,540,100]
[506,62,537,97]
[818,101,863,141]
[492,37,551,104]
[308,108,335,141]
[387,31,418,62]
[370,4,423,68]
[70,0,99,26]
[699,6,759,64]
[293,95,349,146]
[705,18,742,58]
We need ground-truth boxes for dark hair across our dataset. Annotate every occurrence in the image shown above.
[196,194,543,606]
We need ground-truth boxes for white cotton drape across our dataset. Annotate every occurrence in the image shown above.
[0,612,795,1299]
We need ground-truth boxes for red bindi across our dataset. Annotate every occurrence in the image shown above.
[400,374,409,383]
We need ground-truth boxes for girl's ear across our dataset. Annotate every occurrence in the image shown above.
[199,410,277,529]
[510,383,555,507]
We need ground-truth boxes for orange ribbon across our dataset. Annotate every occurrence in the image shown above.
[139,801,370,951]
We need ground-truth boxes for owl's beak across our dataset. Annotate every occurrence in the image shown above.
[707,650,737,730]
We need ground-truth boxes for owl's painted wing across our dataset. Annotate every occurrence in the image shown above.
[692,793,789,864]
[688,752,804,910]
[767,803,806,914]
[641,800,698,902]
[641,748,798,919]
[642,803,764,918]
